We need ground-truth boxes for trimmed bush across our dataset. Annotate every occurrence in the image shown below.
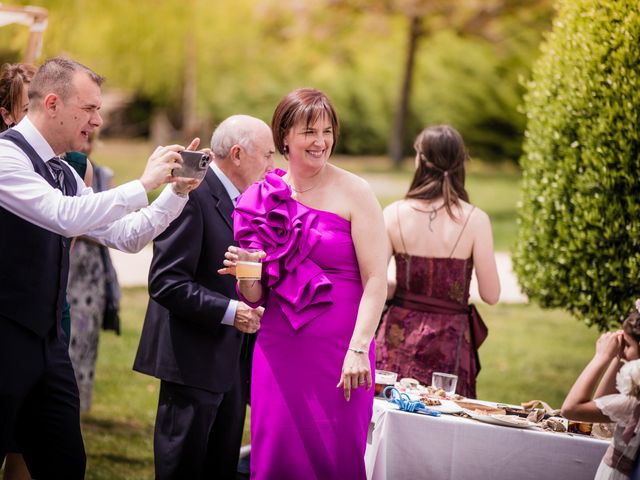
[514,0,640,330]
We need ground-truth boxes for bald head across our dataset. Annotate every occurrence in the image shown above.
[210,114,275,192]
[210,115,269,160]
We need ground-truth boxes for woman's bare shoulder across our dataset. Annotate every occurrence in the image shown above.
[461,202,492,237]
[464,202,490,224]
[383,200,405,224]
[383,199,404,213]
[330,164,375,198]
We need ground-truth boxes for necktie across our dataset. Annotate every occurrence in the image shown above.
[48,157,67,194]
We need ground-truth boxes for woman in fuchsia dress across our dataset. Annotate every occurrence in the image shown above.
[222,88,387,479]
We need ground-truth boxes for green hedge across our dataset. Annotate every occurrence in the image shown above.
[513,0,640,330]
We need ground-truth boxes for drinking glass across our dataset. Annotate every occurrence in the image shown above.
[235,248,263,281]
[431,372,458,395]
[374,370,398,397]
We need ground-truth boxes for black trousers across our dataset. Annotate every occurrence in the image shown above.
[154,371,249,480]
[0,319,85,479]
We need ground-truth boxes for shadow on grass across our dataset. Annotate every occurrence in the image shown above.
[82,416,151,434]
[89,452,149,467]
[82,415,155,479]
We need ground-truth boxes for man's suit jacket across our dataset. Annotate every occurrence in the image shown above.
[133,169,247,393]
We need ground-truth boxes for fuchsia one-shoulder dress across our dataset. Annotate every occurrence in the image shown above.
[233,169,374,480]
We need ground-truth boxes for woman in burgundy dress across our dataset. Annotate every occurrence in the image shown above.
[222,88,387,479]
[376,125,500,399]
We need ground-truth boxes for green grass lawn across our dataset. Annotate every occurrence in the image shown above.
[80,287,252,479]
[476,303,599,406]
[69,288,600,479]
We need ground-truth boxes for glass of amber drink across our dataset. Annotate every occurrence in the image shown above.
[235,248,263,281]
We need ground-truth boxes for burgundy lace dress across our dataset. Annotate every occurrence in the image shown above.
[375,208,487,399]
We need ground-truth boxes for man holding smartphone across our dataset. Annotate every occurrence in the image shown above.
[0,57,205,478]
[134,114,275,479]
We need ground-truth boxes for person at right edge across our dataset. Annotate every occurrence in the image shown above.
[375,125,501,399]
[134,115,275,479]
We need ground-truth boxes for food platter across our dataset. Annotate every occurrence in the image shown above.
[463,410,539,429]
[425,399,463,414]
[402,393,464,414]
[454,400,506,416]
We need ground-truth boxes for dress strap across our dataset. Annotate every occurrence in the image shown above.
[396,201,409,254]
[448,206,476,258]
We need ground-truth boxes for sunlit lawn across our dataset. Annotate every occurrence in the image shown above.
[41,138,593,478]
[73,288,599,479]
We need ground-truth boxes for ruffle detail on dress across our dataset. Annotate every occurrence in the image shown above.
[233,168,332,330]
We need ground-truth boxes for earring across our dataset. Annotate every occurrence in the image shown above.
[283,145,289,154]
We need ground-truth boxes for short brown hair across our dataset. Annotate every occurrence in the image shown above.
[406,125,470,219]
[29,57,104,109]
[0,62,36,131]
[271,87,340,156]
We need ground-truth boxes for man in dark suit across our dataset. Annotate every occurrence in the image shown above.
[133,115,275,479]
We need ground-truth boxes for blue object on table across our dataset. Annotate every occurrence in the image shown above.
[382,386,441,417]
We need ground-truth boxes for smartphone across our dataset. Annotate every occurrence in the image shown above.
[171,151,210,179]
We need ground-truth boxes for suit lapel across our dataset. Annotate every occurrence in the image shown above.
[206,169,234,231]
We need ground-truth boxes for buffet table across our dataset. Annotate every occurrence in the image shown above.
[365,399,609,480]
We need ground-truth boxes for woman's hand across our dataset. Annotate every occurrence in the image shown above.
[562,330,623,422]
[217,246,265,276]
[337,349,372,402]
[218,245,240,276]
[594,331,623,361]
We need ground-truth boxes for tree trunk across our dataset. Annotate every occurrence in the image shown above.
[182,30,198,139]
[389,15,422,168]
[150,109,175,147]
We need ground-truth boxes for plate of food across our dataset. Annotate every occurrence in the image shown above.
[454,400,506,416]
[399,393,464,414]
[419,396,463,414]
[464,410,539,429]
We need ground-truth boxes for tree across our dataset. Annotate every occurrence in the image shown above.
[513,0,640,330]
[328,0,552,166]
[0,0,550,159]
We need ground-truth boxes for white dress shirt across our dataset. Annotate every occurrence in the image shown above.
[0,117,188,253]
[209,162,240,327]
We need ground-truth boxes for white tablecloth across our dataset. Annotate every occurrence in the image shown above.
[365,399,609,480]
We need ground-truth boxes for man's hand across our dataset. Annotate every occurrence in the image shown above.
[173,144,212,196]
[234,303,263,334]
[139,138,206,194]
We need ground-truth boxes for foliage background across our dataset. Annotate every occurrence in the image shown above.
[1,0,551,162]
[513,0,640,330]
[0,1,624,474]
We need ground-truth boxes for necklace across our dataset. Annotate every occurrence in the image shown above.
[408,201,446,232]
[288,167,326,194]
[290,182,320,194]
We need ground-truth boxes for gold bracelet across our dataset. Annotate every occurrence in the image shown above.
[348,347,368,354]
